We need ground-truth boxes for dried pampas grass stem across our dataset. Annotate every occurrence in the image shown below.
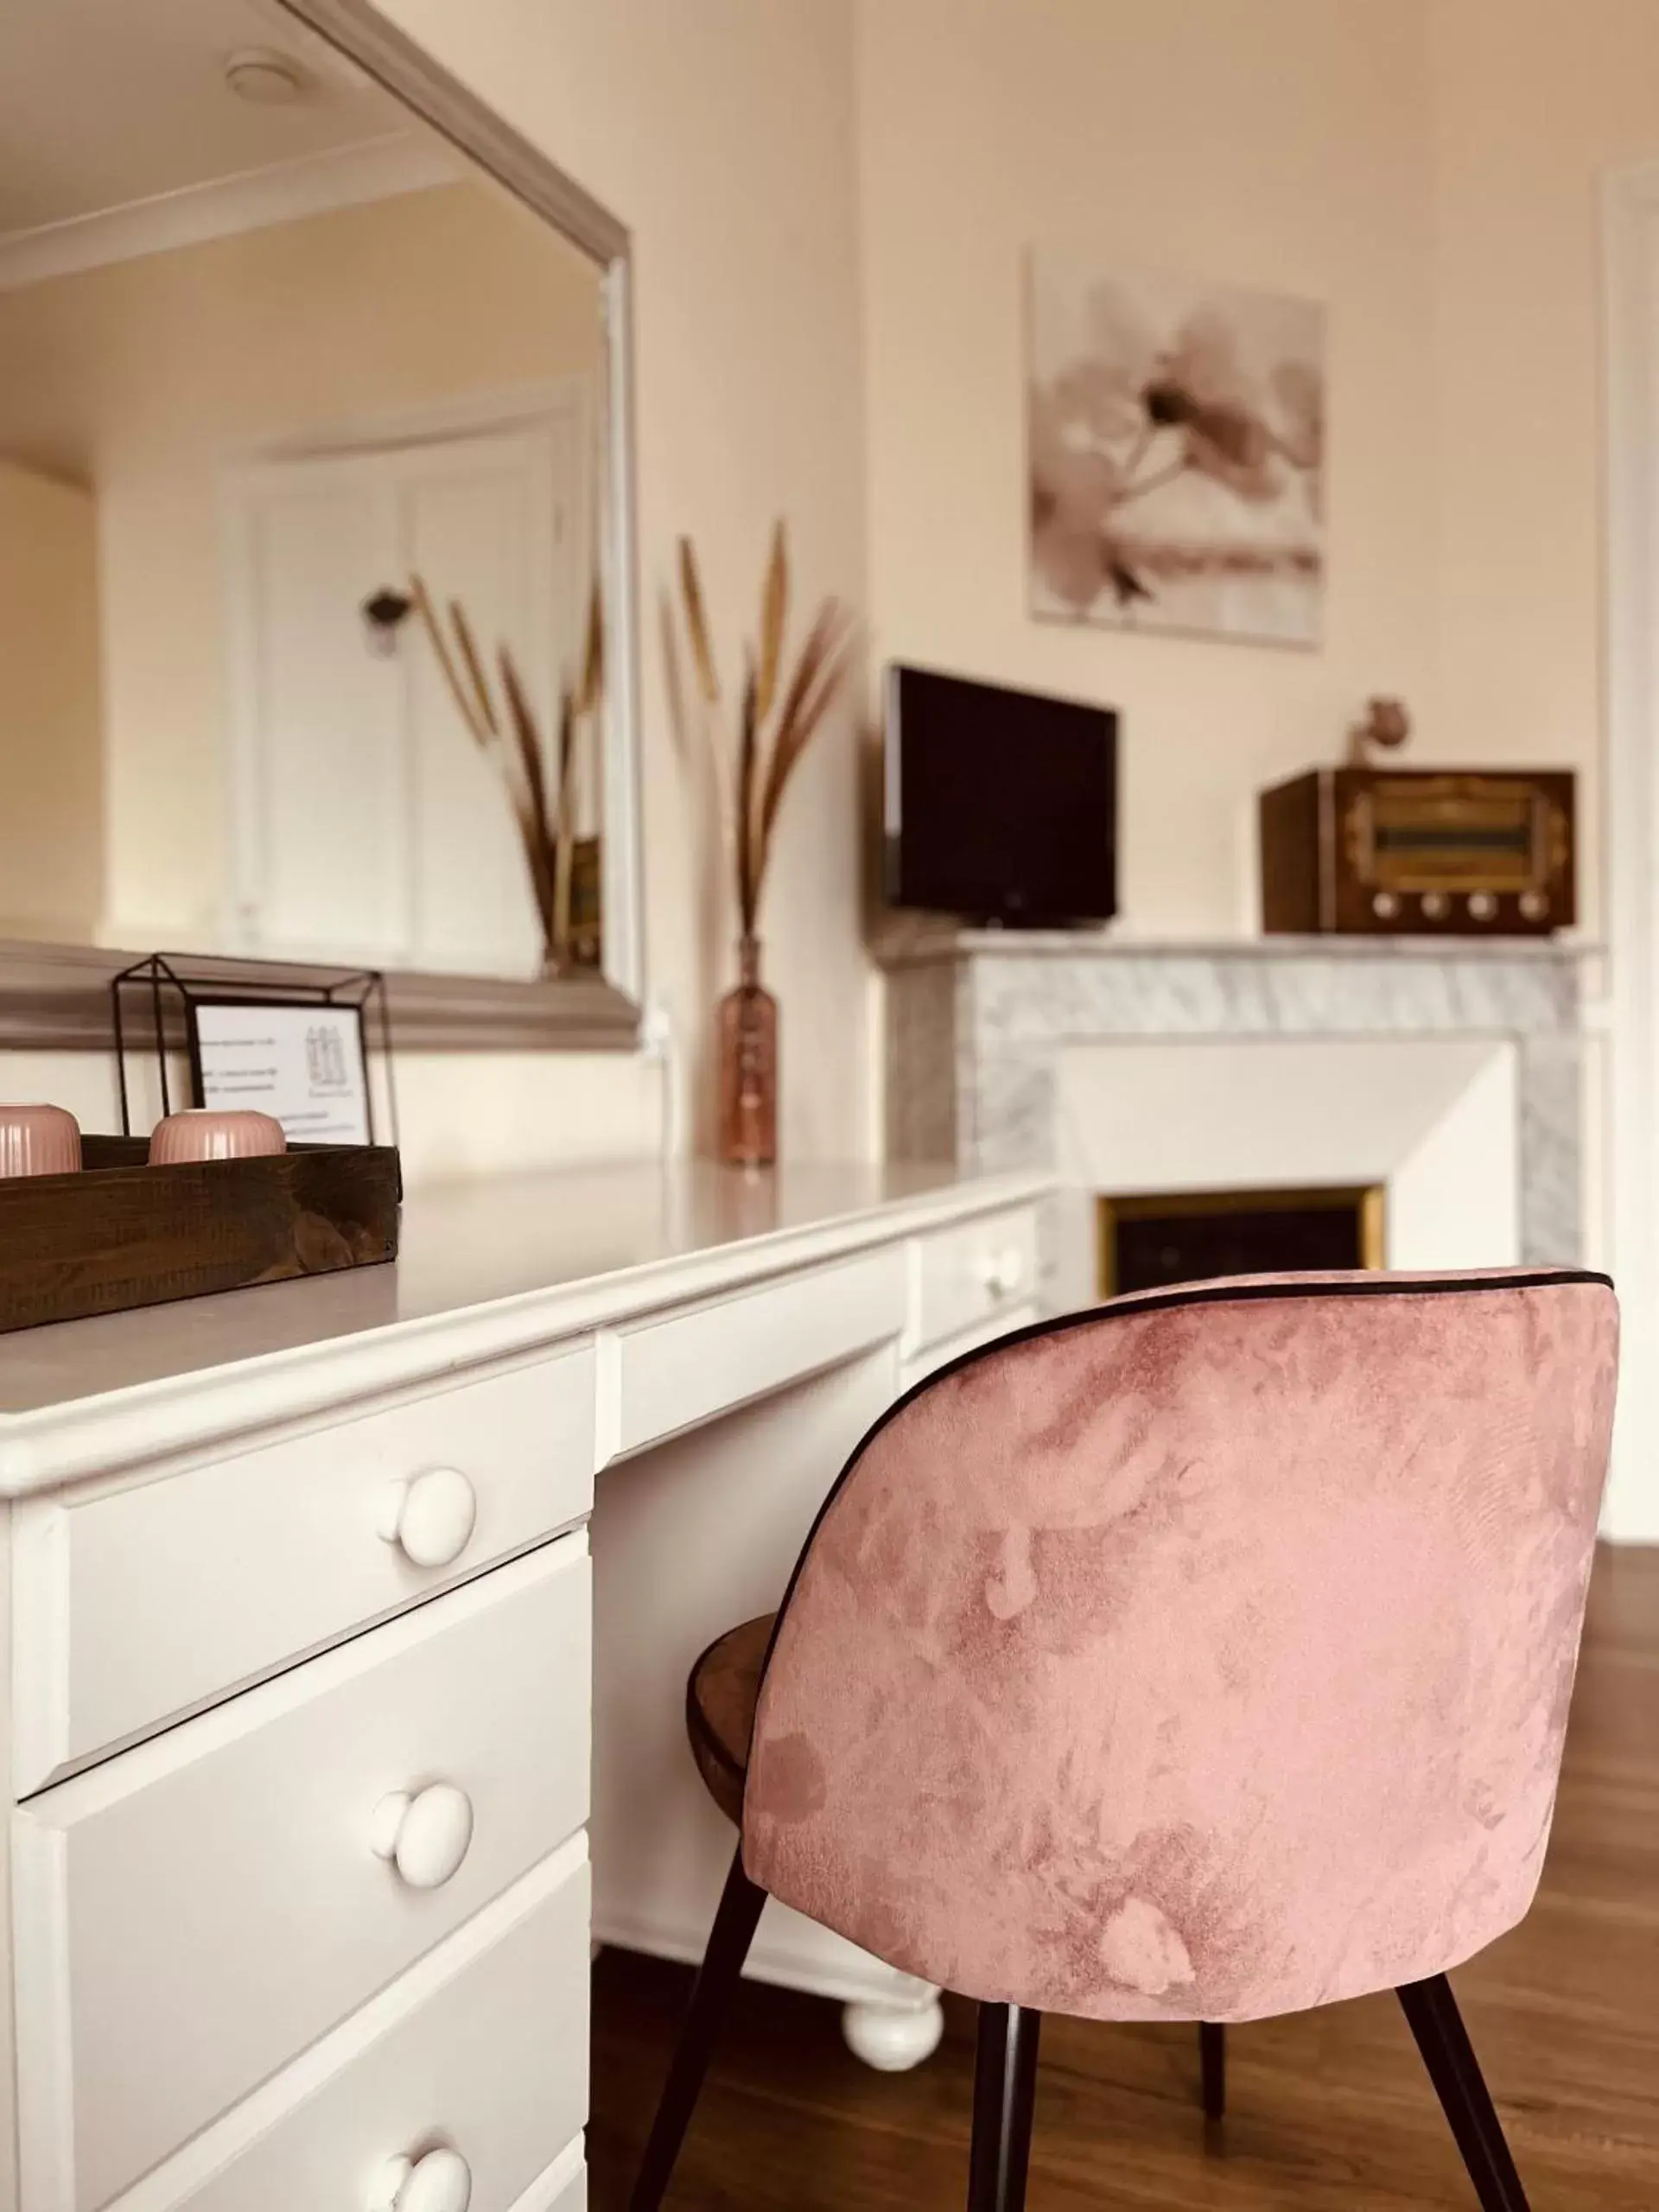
[678,538,721,707]
[753,521,788,725]
[676,521,853,944]
[410,572,605,975]
[450,601,499,741]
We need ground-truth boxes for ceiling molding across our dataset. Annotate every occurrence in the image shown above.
[0,939,642,1057]
[0,130,461,292]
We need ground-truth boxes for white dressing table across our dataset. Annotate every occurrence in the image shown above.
[0,1160,1052,2212]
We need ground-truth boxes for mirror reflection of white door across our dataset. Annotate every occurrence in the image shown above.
[226,410,580,975]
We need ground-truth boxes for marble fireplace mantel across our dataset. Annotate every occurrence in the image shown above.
[880,926,1592,1271]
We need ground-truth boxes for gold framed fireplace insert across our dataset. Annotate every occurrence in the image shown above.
[1098,1185,1387,1299]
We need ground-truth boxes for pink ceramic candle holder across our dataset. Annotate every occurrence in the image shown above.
[0,1103,82,1179]
[149,1109,288,1166]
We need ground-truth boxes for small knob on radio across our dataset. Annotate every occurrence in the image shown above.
[1421,892,1448,922]
[1371,892,1399,921]
[1467,892,1497,922]
[1520,891,1549,921]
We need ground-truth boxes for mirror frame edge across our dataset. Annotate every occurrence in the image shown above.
[0,0,649,1062]
[282,0,648,1025]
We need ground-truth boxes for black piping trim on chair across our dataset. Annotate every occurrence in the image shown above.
[747,1267,1614,1734]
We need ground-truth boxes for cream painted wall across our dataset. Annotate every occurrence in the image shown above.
[851,0,1659,944]
[10,1,1652,1192]
[1423,0,1659,1547]
[0,179,602,949]
[0,459,103,941]
[0,0,871,1174]
[1428,0,1659,933]
[855,0,1440,940]
[850,0,1657,1525]
[372,0,873,1165]
[2,1044,664,1185]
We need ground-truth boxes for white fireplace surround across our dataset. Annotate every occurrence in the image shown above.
[1047,1035,1518,1311]
[880,927,1583,1313]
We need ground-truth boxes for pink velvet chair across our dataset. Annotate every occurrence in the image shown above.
[632,1265,1618,2211]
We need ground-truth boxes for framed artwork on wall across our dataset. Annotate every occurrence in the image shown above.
[1027,251,1325,648]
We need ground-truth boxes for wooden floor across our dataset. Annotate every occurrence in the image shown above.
[589,1545,1659,2209]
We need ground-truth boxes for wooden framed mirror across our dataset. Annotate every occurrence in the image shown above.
[0,0,645,1053]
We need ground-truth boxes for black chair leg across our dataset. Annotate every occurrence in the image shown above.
[630,1847,767,2212]
[1397,1974,1531,2212]
[1199,2020,1226,2119]
[967,2003,1042,2212]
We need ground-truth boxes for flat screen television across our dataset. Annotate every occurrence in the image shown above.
[884,665,1117,926]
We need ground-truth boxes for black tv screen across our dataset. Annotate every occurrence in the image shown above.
[885,665,1117,925]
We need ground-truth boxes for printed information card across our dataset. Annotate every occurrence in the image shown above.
[190,1000,372,1146]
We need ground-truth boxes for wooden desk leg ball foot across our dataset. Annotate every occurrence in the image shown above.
[842,1993,945,2072]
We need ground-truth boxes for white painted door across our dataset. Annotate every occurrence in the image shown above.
[226,415,579,975]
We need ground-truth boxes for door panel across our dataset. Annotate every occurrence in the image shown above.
[232,458,404,961]
[403,428,558,974]
[226,410,577,973]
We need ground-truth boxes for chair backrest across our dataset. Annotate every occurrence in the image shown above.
[742,1267,1618,2024]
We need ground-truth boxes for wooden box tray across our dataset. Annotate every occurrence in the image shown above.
[0,1138,401,1335]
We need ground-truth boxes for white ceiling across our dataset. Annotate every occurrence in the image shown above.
[0,0,421,237]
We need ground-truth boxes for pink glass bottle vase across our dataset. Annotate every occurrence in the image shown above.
[717,935,778,1167]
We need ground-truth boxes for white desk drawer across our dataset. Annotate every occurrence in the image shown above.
[613,1247,906,1458]
[910,1207,1039,1353]
[14,1344,595,1791]
[899,1301,1041,1392]
[15,1538,591,2212]
[157,1847,589,2212]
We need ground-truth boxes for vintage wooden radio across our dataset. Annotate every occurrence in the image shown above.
[1259,706,1575,936]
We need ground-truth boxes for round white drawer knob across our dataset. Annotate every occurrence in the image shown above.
[979,1245,1027,1300]
[370,1782,474,1890]
[377,1468,477,1568]
[369,2146,472,2212]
